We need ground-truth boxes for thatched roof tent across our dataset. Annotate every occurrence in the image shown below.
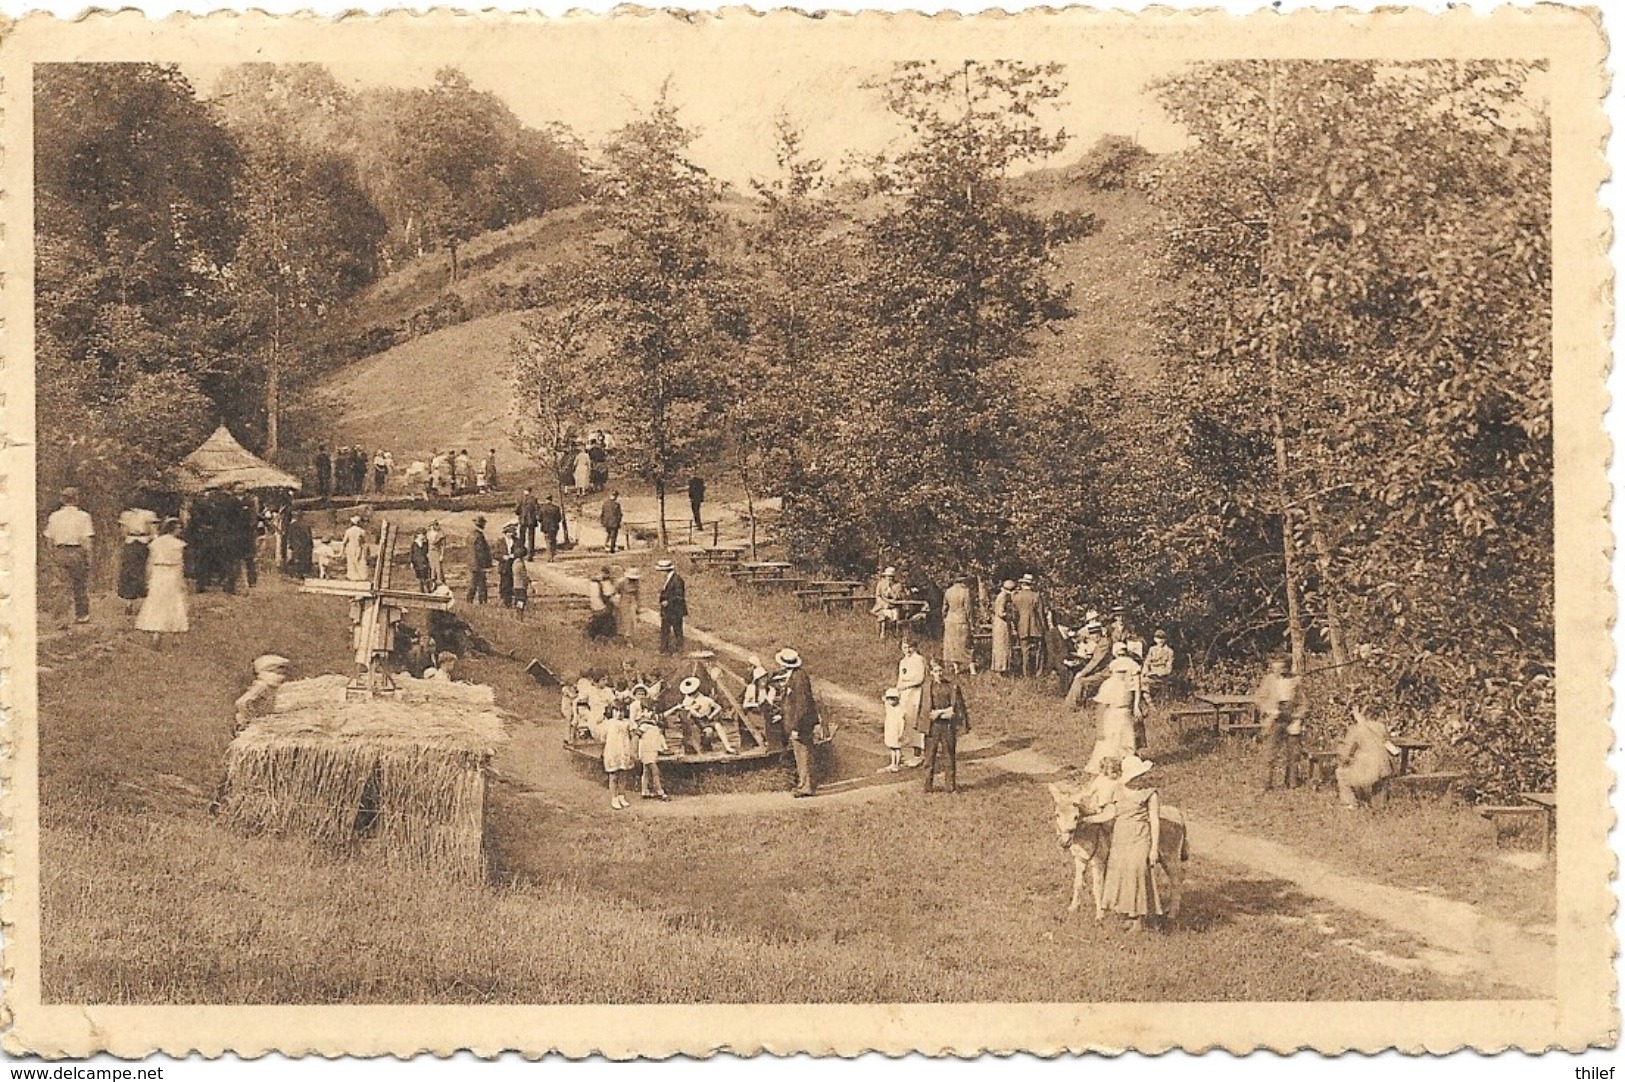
[176,425,301,493]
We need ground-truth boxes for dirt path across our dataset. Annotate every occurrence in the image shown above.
[517,557,1557,995]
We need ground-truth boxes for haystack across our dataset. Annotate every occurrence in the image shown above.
[218,675,507,881]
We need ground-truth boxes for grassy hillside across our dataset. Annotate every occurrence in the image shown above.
[315,166,1170,465]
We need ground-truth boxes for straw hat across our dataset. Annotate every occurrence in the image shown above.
[1020,573,1035,585]
[253,654,291,675]
[1086,609,1101,623]
[349,515,361,525]
[1154,629,1168,641]
[882,686,901,703]
[679,676,702,695]
[655,559,675,572]
[1121,755,1154,783]
[775,648,802,669]
[1112,641,1128,657]
[632,684,649,697]
[881,566,897,578]
[1084,620,1103,633]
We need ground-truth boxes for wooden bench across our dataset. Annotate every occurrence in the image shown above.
[1307,751,1341,789]
[1386,771,1466,800]
[1480,804,1551,850]
[1165,709,1219,743]
[691,547,745,566]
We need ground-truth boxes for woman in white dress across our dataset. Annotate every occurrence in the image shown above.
[136,518,190,647]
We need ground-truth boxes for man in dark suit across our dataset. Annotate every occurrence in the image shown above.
[656,558,686,653]
[515,488,541,555]
[600,491,624,554]
[538,495,564,560]
[315,446,331,499]
[916,658,970,793]
[778,648,819,797]
[467,516,492,604]
[687,475,706,528]
[1012,573,1045,677]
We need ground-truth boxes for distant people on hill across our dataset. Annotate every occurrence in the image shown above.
[600,491,623,554]
[430,450,451,496]
[456,449,474,495]
[687,474,706,528]
[372,450,390,493]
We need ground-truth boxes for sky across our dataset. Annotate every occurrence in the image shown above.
[180,16,1195,189]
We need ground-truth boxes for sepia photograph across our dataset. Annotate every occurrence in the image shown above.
[0,3,1613,1059]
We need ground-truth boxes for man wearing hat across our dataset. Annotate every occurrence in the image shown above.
[44,487,95,624]
[600,491,624,554]
[667,675,735,755]
[467,516,492,604]
[656,559,687,654]
[916,657,970,793]
[778,649,820,796]
[1064,621,1112,708]
[1012,574,1046,677]
[515,488,541,556]
[538,495,564,560]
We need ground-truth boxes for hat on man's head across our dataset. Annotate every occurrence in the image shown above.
[655,559,675,572]
[624,568,641,580]
[253,654,291,675]
[1020,573,1036,585]
[1084,620,1103,633]
[1086,609,1101,623]
[350,515,361,524]
[775,648,802,669]
[881,566,897,578]
[61,487,79,502]
[473,515,487,527]
[1121,755,1154,783]
[1154,629,1168,640]
[883,687,901,703]
[679,676,702,695]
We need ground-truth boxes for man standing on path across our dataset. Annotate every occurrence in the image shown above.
[917,658,970,793]
[687,475,706,528]
[44,487,95,624]
[538,495,564,560]
[656,558,686,654]
[468,516,493,605]
[600,491,624,554]
[778,648,819,797]
[1257,656,1302,791]
[1013,573,1045,677]
[515,488,540,556]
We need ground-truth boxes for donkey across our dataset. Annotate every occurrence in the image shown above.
[1047,781,1190,924]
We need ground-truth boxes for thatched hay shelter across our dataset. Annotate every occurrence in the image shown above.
[218,675,506,881]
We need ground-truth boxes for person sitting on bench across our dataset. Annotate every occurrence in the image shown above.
[668,676,737,755]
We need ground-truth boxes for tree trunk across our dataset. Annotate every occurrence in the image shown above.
[554,452,572,545]
[1271,412,1307,674]
[266,293,281,457]
[655,477,669,550]
[449,238,460,285]
[1305,496,1351,668]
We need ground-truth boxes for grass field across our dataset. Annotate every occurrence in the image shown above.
[38,575,1516,1003]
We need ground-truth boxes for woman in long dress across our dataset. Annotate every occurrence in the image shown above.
[1086,670,1136,774]
[136,519,190,647]
[1098,755,1163,931]
[573,448,593,495]
[940,576,974,673]
[990,579,1015,676]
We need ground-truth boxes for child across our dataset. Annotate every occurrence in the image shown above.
[510,551,530,620]
[880,686,906,772]
[601,702,638,810]
[234,654,290,733]
[670,675,737,755]
[637,713,670,800]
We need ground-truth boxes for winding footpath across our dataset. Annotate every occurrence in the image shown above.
[523,556,1555,998]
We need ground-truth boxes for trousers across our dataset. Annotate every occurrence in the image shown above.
[467,567,488,604]
[791,736,815,794]
[924,721,959,791]
[1263,721,1302,789]
[660,613,685,653]
[56,547,89,620]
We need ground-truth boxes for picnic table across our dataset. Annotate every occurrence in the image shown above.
[1192,693,1260,737]
[877,597,929,637]
[1480,791,1556,852]
[792,581,866,612]
[727,561,794,583]
[691,547,745,567]
[1390,739,1432,777]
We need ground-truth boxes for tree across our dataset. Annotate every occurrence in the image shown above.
[779,60,1076,580]
[510,304,599,543]
[575,87,744,547]
[1150,60,1552,795]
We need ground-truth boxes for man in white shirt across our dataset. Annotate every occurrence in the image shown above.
[44,487,95,623]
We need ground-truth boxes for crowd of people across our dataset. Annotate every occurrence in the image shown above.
[566,644,826,808]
